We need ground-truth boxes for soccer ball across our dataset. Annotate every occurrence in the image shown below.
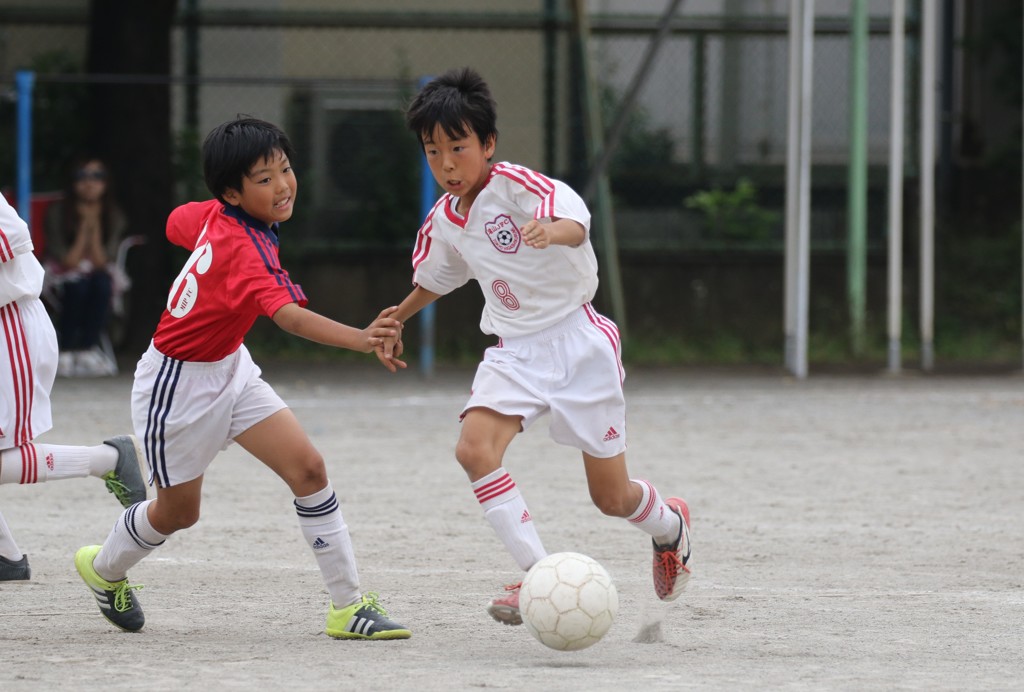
[519,552,619,651]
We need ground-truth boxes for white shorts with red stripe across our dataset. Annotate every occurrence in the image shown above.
[462,303,626,458]
[0,297,56,450]
[131,342,287,488]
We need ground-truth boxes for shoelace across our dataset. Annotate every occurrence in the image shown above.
[112,581,144,613]
[359,592,389,616]
[656,549,684,578]
[504,582,522,593]
[102,474,131,504]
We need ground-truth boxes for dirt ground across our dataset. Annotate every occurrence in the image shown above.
[0,363,1021,691]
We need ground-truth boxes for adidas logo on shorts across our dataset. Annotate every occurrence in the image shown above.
[603,427,620,442]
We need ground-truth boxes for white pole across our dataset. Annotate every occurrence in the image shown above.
[920,0,937,371]
[887,0,906,374]
[784,0,814,379]
[794,0,815,379]
[784,0,802,373]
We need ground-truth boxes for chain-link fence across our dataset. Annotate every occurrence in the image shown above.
[2,1,913,249]
[1,1,1018,364]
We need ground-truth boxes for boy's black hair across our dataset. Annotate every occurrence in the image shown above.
[202,117,296,202]
[406,67,498,147]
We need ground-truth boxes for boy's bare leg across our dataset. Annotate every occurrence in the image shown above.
[147,477,205,536]
[583,451,690,600]
[234,408,410,639]
[459,408,547,624]
[456,407,520,482]
[0,510,29,580]
[234,408,325,495]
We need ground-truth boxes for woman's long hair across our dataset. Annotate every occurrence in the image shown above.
[58,156,118,249]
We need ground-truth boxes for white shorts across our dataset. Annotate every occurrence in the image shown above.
[132,342,287,488]
[0,297,56,450]
[463,304,627,458]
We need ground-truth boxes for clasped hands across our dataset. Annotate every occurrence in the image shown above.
[366,306,406,373]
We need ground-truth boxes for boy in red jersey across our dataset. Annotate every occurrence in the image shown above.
[382,68,691,625]
[74,117,411,639]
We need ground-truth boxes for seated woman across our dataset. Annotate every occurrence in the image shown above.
[44,157,128,377]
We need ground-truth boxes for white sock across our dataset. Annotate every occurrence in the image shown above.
[94,500,167,581]
[295,482,361,608]
[0,510,23,560]
[0,443,117,484]
[472,467,547,572]
[626,479,681,545]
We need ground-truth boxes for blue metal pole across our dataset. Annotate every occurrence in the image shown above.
[15,70,34,227]
[418,76,436,379]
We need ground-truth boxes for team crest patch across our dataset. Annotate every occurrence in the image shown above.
[485,214,521,254]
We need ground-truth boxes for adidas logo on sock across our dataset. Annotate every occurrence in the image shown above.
[520,509,532,524]
[603,426,620,442]
[312,537,330,550]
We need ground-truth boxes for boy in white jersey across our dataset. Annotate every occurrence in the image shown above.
[72,118,411,639]
[381,67,692,624]
[0,194,147,581]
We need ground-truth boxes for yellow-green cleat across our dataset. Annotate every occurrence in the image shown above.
[325,593,411,640]
[75,545,144,632]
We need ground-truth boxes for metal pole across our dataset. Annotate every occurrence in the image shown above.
[919,0,937,371]
[784,0,801,373]
[785,0,814,379]
[543,0,557,173]
[887,0,906,374]
[847,0,868,356]
[794,0,815,379]
[418,76,436,379]
[184,0,199,133]
[571,0,627,339]
[691,33,706,180]
[15,70,34,228]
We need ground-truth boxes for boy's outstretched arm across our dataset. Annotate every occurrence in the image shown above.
[374,286,442,370]
[272,303,403,361]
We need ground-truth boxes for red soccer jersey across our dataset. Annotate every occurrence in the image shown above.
[152,200,307,361]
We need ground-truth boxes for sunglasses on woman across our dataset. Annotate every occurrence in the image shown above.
[74,169,107,182]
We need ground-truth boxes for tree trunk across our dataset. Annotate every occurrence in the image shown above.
[86,0,178,353]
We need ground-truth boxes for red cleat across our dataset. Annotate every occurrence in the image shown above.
[652,497,691,601]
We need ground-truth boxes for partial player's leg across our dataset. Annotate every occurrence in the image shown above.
[459,407,547,625]
[0,438,149,508]
[76,480,191,632]
[235,408,410,640]
[583,451,691,601]
[0,510,30,581]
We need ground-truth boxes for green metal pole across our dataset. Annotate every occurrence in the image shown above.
[847,0,868,355]
[571,0,627,339]
[691,33,706,180]
[543,0,557,173]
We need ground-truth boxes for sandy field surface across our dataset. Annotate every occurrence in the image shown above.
[1,363,1021,691]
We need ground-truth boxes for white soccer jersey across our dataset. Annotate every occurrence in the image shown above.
[0,196,45,308]
[0,196,55,448]
[411,162,598,338]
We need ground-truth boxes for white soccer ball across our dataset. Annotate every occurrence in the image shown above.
[519,551,619,651]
